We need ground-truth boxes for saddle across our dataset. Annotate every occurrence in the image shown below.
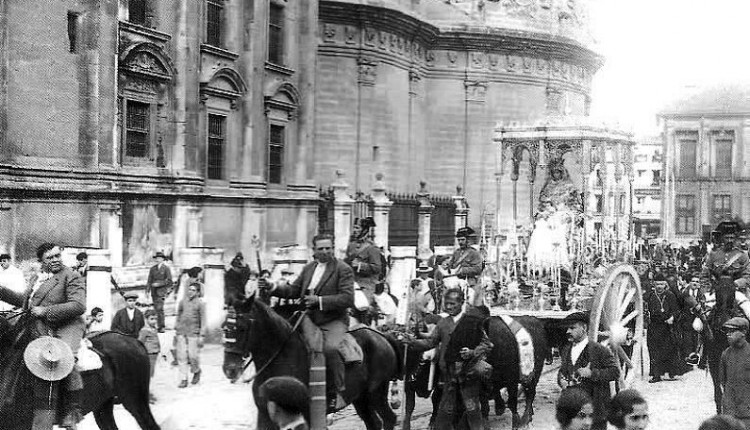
[298,315,363,365]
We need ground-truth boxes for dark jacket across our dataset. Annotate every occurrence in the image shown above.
[0,267,86,352]
[147,263,173,297]
[449,246,484,285]
[344,238,382,291]
[111,307,145,338]
[721,340,750,418]
[272,258,354,326]
[558,340,620,424]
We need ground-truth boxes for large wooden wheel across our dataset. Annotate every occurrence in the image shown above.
[589,263,645,391]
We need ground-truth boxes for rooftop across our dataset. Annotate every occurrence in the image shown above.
[660,84,750,117]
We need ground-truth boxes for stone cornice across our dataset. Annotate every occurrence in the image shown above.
[319,1,601,71]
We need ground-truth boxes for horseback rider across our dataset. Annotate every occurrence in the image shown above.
[259,233,354,411]
[344,217,382,308]
[0,242,86,430]
[447,227,484,307]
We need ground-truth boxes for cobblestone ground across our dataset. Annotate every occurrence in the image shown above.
[78,343,717,430]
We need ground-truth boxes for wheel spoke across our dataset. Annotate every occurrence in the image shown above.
[621,309,639,327]
[614,344,633,368]
[617,288,637,321]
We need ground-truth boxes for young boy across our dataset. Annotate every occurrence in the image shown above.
[138,309,161,403]
[86,307,106,334]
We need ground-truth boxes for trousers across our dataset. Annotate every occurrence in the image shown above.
[320,319,347,395]
[435,378,484,430]
[151,287,168,330]
[176,335,201,379]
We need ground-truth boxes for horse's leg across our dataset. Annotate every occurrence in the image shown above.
[519,382,537,426]
[429,386,442,430]
[352,395,382,430]
[403,386,415,430]
[121,395,160,430]
[93,398,119,430]
[494,385,506,417]
[506,383,521,430]
[372,382,398,430]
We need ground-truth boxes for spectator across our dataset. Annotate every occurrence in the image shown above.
[74,252,88,277]
[698,415,747,430]
[175,282,206,388]
[225,252,251,306]
[0,253,25,312]
[555,387,593,430]
[259,376,310,430]
[720,317,750,428]
[171,266,203,365]
[146,251,173,333]
[607,389,649,430]
[111,291,145,337]
[373,282,398,327]
[86,307,106,334]
[138,309,160,404]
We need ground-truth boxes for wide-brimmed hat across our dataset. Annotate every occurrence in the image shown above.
[723,317,749,332]
[416,262,432,274]
[154,251,167,259]
[24,336,75,381]
[456,227,476,238]
[561,311,589,326]
[354,217,376,230]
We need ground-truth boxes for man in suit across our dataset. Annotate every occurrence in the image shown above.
[0,242,87,429]
[260,233,354,410]
[681,275,706,365]
[558,312,619,430]
[448,227,484,306]
[111,290,145,337]
[260,376,310,430]
[147,251,173,333]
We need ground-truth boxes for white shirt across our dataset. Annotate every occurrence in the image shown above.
[0,265,26,311]
[452,309,465,324]
[570,337,589,365]
[307,262,327,293]
[126,308,135,320]
[281,417,307,430]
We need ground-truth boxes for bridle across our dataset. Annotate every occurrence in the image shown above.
[225,307,307,384]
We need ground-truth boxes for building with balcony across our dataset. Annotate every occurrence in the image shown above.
[660,84,750,243]
[632,136,662,238]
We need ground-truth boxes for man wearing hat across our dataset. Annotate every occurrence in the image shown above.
[259,376,310,430]
[225,252,251,306]
[448,227,484,306]
[720,316,750,427]
[344,217,382,305]
[645,272,687,382]
[701,221,750,297]
[0,243,86,429]
[146,251,173,333]
[110,291,145,338]
[558,311,619,430]
[408,262,436,330]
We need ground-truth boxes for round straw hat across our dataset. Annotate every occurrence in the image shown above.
[23,336,75,381]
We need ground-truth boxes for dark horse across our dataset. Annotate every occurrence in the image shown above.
[402,313,548,430]
[222,295,402,430]
[0,314,160,429]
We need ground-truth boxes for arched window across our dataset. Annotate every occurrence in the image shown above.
[200,68,246,181]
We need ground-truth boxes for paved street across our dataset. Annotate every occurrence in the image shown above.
[77,341,717,430]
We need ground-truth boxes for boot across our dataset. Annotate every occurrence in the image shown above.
[191,370,201,385]
[61,390,83,430]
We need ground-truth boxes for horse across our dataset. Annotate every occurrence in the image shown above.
[401,312,548,430]
[0,313,160,430]
[222,295,402,430]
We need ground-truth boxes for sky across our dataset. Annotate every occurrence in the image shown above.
[588,0,750,136]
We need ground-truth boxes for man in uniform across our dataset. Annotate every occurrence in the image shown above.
[410,288,492,430]
[720,316,750,428]
[146,251,173,333]
[260,233,354,411]
[448,227,484,307]
[0,243,86,429]
[344,217,382,305]
[558,311,619,430]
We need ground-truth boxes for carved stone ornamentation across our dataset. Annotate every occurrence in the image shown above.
[124,76,159,95]
[426,51,436,66]
[470,52,485,69]
[364,27,377,46]
[345,26,358,44]
[323,24,337,42]
[447,51,459,67]
[465,81,488,103]
[488,54,500,70]
[506,55,519,72]
[357,57,378,86]
[409,70,422,96]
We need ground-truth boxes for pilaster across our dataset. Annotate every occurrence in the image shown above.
[453,185,469,237]
[417,181,434,261]
[371,173,393,252]
[201,248,226,343]
[99,203,123,268]
[86,249,113,327]
[331,170,355,259]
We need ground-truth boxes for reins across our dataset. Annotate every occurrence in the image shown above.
[239,309,307,383]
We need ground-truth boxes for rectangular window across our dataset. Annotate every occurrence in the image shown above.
[268,124,284,184]
[676,195,696,234]
[125,100,150,158]
[651,170,661,186]
[679,139,697,177]
[713,194,732,222]
[595,195,603,213]
[636,196,645,205]
[129,0,147,25]
[67,12,78,53]
[637,170,645,178]
[206,0,223,47]
[268,3,284,65]
[619,194,626,214]
[207,114,226,180]
[715,139,732,177]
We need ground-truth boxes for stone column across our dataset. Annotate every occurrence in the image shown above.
[453,185,469,236]
[240,202,265,267]
[99,204,123,268]
[417,181,434,262]
[172,203,189,266]
[331,170,355,259]
[86,249,114,327]
[371,173,393,252]
[0,201,15,258]
[388,246,417,320]
[187,206,203,248]
[202,248,226,343]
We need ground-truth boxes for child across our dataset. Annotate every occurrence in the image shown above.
[138,309,161,403]
[86,307,106,334]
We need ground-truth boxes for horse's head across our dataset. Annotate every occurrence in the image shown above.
[222,294,295,383]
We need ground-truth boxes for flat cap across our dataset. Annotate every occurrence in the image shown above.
[723,317,749,331]
[259,376,309,413]
[562,311,589,326]
[123,291,139,300]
